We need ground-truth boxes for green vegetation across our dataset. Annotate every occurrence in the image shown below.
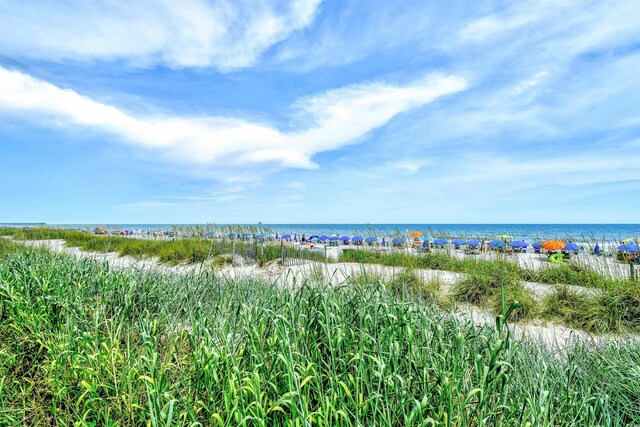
[1,247,640,425]
[544,284,640,333]
[339,249,631,289]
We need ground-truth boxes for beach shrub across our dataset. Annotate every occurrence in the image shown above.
[534,264,605,288]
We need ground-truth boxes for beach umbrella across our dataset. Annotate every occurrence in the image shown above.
[227,232,236,238]
[392,237,405,245]
[319,235,329,241]
[275,233,279,239]
[329,236,341,241]
[310,237,319,242]
[621,238,633,243]
[488,240,505,248]
[243,232,252,238]
[497,234,513,240]
[594,244,601,256]
[532,242,542,249]
[564,242,581,251]
[410,231,423,237]
[467,239,480,247]
[422,240,428,248]
[617,243,639,252]
[510,241,528,249]
[352,236,364,243]
[281,234,292,239]
[309,235,319,240]
[256,232,267,238]
[381,238,386,247]
[365,236,377,243]
[451,238,467,245]
[433,238,448,246]
[339,235,350,242]
[541,240,566,251]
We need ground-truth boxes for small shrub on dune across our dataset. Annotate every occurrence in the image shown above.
[490,283,538,321]
[452,274,501,306]
[387,270,440,304]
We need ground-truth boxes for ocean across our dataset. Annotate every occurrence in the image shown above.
[48,224,640,243]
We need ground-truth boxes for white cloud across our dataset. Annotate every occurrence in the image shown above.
[0,0,321,70]
[0,67,466,176]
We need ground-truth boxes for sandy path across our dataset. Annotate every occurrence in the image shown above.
[15,239,631,349]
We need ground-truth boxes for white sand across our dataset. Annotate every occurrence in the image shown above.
[14,239,635,349]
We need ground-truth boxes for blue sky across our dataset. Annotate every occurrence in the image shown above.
[1,0,639,224]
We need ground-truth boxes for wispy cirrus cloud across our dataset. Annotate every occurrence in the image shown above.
[0,0,321,70]
[0,67,466,178]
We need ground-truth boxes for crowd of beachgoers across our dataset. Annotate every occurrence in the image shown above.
[86,226,640,264]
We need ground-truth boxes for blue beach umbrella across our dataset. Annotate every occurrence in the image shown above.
[309,235,319,240]
[227,232,236,238]
[365,236,377,243]
[352,236,364,243]
[329,236,341,241]
[594,244,601,256]
[422,240,428,248]
[243,232,252,238]
[310,237,319,242]
[434,238,448,246]
[319,235,329,241]
[275,233,279,239]
[510,241,528,248]
[339,235,350,242]
[381,238,386,247]
[391,237,405,245]
[531,242,542,249]
[617,243,639,252]
[451,239,467,245]
[467,239,480,248]
[564,242,581,251]
[488,240,505,248]
[282,234,292,239]
[256,232,267,238]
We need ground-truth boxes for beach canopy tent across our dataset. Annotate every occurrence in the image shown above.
[617,243,639,252]
[510,241,528,248]
[467,239,480,247]
[564,242,581,251]
[339,235,350,242]
[351,236,364,243]
[541,240,565,251]
[410,231,423,237]
[451,239,467,245]
[488,240,505,248]
[281,234,292,239]
[433,238,448,246]
[365,237,377,243]
[391,237,405,245]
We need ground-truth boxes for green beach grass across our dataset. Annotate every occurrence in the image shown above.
[1,245,639,425]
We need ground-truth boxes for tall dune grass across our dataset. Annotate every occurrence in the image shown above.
[1,247,640,425]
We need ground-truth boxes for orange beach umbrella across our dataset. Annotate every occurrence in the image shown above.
[410,231,423,237]
[540,240,566,251]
